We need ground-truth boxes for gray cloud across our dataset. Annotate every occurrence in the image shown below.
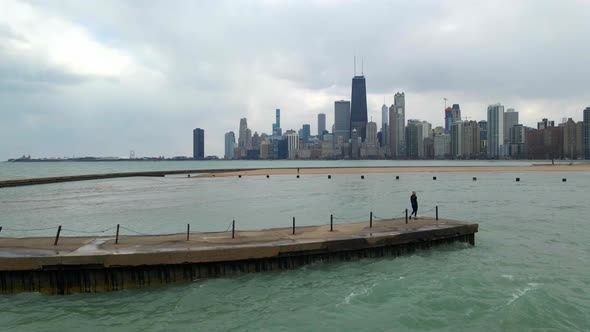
[1,0,589,160]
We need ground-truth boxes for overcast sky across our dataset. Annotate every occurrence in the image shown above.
[1,0,589,160]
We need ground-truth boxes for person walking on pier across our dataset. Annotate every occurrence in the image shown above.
[410,191,418,220]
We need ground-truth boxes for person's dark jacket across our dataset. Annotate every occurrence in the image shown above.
[410,194,418,209]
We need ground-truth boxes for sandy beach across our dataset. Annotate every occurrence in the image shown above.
[213,163,590,177]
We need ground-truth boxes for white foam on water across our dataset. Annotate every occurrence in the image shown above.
[501,274,514,281]
[507,282,543,305]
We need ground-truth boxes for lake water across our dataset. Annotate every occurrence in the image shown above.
[1,162,589,331]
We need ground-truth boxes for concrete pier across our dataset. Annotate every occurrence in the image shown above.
[0,217,478,294]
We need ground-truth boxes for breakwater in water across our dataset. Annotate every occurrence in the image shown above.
[0,217,477,294]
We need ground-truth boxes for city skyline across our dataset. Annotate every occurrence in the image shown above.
[2,1,590,160]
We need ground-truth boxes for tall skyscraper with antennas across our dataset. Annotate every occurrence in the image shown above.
[350,58,368,141]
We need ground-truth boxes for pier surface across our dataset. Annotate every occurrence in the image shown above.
[0,217,478,294]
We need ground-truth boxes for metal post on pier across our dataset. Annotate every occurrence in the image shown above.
[53,225,62,246]
[186,224,190,241]
[232,220,235,239]
[330,214,333,232]
[115,224,120,244]
[370,212,373,228]
[436,206,439,220]
[405,209,408,224]
[292,217,296,235]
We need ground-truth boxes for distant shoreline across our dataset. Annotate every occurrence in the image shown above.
[2,164,589,188]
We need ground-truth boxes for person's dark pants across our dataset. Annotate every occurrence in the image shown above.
[411,206,418,217]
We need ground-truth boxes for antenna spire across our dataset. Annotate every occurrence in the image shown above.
[361,57,364,75]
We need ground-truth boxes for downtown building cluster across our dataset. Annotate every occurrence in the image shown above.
[195,73,590,160]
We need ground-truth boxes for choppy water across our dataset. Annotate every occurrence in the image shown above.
[1,166,590,331]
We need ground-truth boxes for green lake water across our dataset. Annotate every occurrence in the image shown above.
[0,162,589,331]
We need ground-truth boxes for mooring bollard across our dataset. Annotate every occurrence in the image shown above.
[292,217,295,235]
[186,224,190,241]
[53,225,62,246]
[232,220,235,239]
[330,214,333,232]
[436,206,439,220]
[405,209,408,224]
[370,212,373,228]
[115,224,120,244]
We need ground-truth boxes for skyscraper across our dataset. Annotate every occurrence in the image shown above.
[238,118,248,147]
[317,113,326,136]
[406,120,423,158]
[334,100,351,143]
[381,104,388,147]
[388,92,405,158]
[444,107,453,134]
[504,108,519,144]
[584,107,590,159]
[451,121,463,158]
[479,120,488,156]
[272,109,282,136]
[350,75,368,141]
[300,124,311,143]
[224,131,235,160]
[193,128,204,160]
[487,104,505,158]
[451,104,462,123]
[366,121,378,146]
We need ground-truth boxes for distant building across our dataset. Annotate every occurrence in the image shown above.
[273,109,282,136]
[444,107,453,134]
[351,129,360,159]
[193,128,204,160]
[334,100,351,143]
[487,104,505,158]
[451,121,463,158]
[389,93,406,158]
[317,113,326,136]
[406,120,423,158]
[463,121,481,158]
[478,120,488,156]
[381,104,388,148]
[504,108,519,145]
[561,118,585,160]
[527,126,563,159]
[509,124,527,158]
[238,118,250,147]
[300,124,311,143]
[451,104,462,124]
[537,118,555,130]
[366,121,378,146]
[350,75,368,141]
[224,131,235,159]
[434,133,451,158]
[584,107,590,159]
[286,131,300,159]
